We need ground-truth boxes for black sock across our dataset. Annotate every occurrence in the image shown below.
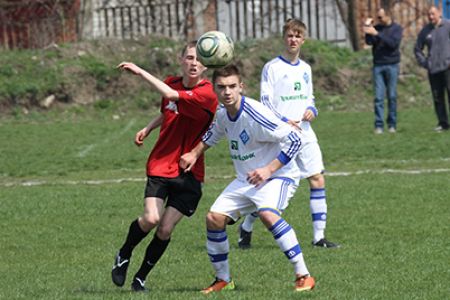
[119,219,149,259]
[134,234,171,280]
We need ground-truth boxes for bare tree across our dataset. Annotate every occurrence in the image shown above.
[335,0,360,51]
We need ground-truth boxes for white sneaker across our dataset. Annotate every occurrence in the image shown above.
[434,126,443,132]
[388,127,396,133]
[374,128,383,134]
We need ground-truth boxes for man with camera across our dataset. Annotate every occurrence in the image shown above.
[364,7,403,134]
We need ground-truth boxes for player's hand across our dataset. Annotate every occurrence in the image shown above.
[287,119,302,131]
[134,128,149,146]
[117,62,142,75]
[180,152,198,172]
[302,109,315,122]
[247,167,271,187]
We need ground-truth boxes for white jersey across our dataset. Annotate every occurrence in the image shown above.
[261,56,318,143]
[202,96,302,184]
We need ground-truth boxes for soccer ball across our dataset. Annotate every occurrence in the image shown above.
[196,31,234,68]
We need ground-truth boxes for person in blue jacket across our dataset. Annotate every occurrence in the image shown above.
[364,7,403,134]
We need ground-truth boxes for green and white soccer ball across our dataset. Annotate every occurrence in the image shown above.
[196,31,234,68]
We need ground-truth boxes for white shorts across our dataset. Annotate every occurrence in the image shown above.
[210,177,298,223]
[296,141,325,179]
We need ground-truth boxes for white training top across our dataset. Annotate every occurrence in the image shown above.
[261,55,318,143]
[202,96,302,184]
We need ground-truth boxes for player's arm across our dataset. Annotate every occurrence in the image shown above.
[117,62,179,100]
[261,64,301,128]
[302,67,318,122]
[247,158,285,186]
[135,114,164,146]
[179,141,210,172]
[248,119,302,186]
[179,119,224,171]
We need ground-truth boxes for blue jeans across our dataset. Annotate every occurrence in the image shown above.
[373,63,399,129]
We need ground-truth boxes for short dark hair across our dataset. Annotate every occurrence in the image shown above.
[212,64,241,84]
[181,40,197,57]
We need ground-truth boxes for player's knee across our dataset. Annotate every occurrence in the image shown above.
[156,224,173,240]
[206,212,226,229]
[141,213,160,228]
[309,173,325,188]
[257,210,281,227]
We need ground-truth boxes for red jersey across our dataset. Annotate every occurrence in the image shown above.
[146,76,218,182]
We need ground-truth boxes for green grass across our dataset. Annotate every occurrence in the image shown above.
[1,108,449,299]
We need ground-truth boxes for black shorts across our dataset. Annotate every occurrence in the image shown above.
[144,172,202,217]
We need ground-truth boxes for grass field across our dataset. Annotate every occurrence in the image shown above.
[1,108,449,299]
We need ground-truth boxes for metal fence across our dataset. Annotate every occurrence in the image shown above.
[91,0,348,44]
[217,0,348,44]
[92,0,192,39]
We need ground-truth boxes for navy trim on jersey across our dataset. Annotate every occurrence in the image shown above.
[287,131,301,157]
[242,98,278,131]
[277,152,291,164]
[227,95,245,122]
[307,106,318,117]
[261,94,284,120]
[278,55,300,66]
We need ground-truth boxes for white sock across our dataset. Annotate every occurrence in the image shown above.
[310,188,327,242]
[241,212,258,232]
[269,218,309,276]
[206,229,230,282]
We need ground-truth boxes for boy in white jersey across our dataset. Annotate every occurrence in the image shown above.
[180,65,315,293]
[239,18,340,249]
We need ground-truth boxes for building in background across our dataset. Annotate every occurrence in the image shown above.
[0,0,444,50]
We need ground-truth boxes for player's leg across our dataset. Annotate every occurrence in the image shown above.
[237,211,257,249]
[131,172,202,292]
[202,212,235,294]
[299,142,339,248]
[202,179,250,294]
[131,206,184,292]
[112,195,164,287]
[250,178,314,291]
[308,174,336,247]
[258,209,315,292]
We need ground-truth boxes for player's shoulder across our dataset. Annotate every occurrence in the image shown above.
[215,104,227,118]
[243,96,276,116]
[165,75,182,85]
[196,78,213,88]
[298,59,312,70]
[263,56,283,70]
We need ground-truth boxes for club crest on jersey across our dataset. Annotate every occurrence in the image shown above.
[303,72,309,84]
[165,101,179,113]
[239,129,250,145]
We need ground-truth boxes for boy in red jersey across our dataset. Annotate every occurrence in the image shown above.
[111,41,218,292]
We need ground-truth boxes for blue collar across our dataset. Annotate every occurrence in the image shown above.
[227,95,245,122]
[278,55,300,66]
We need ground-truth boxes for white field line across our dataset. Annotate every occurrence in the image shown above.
[2,168,450,188]
[77,119,136,158]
